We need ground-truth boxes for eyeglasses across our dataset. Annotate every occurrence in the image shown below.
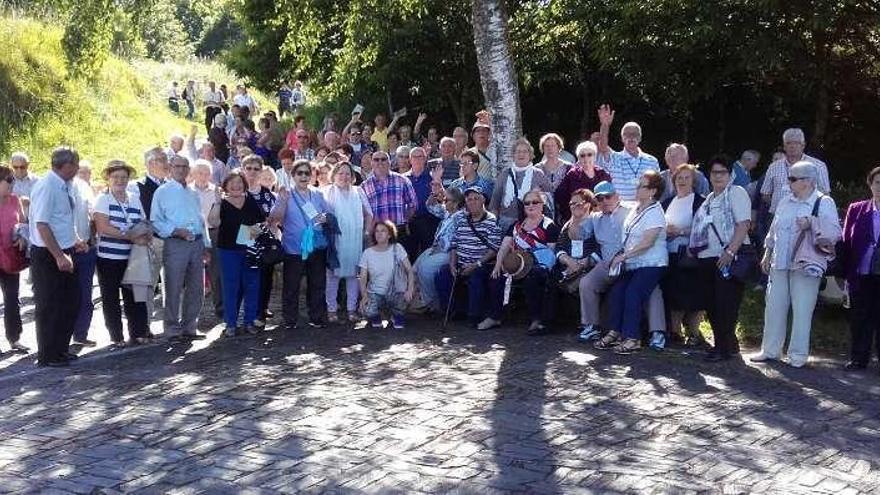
[373,157,389,162]
[523,200,543,206]
[294,170,311,176]
[596,195,615,201]
[11,165,26,170]
[569,201,586,207]
[787,176,806,183]
[578,153,594,158]
[710,169,729,176]
[460,160,473,166]
[244,167,262,172]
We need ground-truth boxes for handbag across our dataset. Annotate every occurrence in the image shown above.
[508,169,526,221]
[0,245,28,273]
[256,226,285,267]
[386,245,408,295]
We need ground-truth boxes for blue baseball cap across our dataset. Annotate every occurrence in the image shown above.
[593,181,616,197]
[464,185,485,197]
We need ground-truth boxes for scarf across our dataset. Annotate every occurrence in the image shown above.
[502,164,535,208]
[690,183,736,250]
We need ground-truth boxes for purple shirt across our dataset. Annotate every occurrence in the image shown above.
[857,201,880,275]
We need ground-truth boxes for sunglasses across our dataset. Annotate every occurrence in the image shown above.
[523,200,543,206]
[787,176,806,183]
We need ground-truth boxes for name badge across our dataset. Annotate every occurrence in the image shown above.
[301,202,319,220]
[571,240,584,258]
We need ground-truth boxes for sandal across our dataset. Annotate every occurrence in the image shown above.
[614,338,642,355]
[593,330,620,350]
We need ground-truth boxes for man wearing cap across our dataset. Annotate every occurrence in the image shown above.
[576,181,666,343]
[151,155,211,342]
[596,104,661,202]
[761,128,831,217]
[29,146,85,367]
[436,186,505,330]
[469,116,498,180]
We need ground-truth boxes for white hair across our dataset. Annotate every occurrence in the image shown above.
[782,128,805,144]
[621,122,642,138]
[396,145,412,157]
[192,159,212,174]
[10,151,29,164]
[665,143,689,159]
[575,140,597,157]
[169,133,185,143]
[440,136,455,146]
[144,147,165,165]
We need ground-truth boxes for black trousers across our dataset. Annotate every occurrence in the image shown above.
[97,257,149,342]
[205,106,223,135]
[849,275,880,366]
[282,249,327,326]
[698,257,744,357]
[31,247,80,363]
[259,264,274,318]
[403,214,439,262]
[0,269,22,343]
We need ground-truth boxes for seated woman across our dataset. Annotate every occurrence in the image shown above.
[661,164,706,346]
[208,170,268,336]
[555,188,598,296]
[595,170,668,354]
[414,187,465,314]
[492,190,560,335]
[358,220,416,329]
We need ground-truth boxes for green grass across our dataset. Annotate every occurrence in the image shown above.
[0,16,271,179]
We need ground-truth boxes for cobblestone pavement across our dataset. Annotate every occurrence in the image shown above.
[1,285,880,494]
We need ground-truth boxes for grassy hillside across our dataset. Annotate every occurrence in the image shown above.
[0,16,269,177]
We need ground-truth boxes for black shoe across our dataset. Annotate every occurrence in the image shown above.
[844,361,867,371]
[167,335,187,343]
[526,325,549,336]
[182,334,206,341]
[73,339,97,348]
[62,352,79,361]
[38,360,70,368]
[703,352,730,363]
[284,322,298,331]
[264,309,275,319]
[308,321,327,329]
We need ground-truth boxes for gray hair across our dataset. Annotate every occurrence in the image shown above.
[575,140,598,157]
[440,136,455,147]
[741,149,761,162]
[10,151,29,164]
[665,143,689,160]
[144,147,166,166]
[396,145,412,157]
[782,128,805,144]
[789,160,818,184]
[50,146,79,170]
[621,122,642,138]
[192,159,212,174]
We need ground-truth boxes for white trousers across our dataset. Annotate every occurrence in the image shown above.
[761,269,821,365]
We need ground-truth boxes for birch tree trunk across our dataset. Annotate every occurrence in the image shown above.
[471,0,522,170]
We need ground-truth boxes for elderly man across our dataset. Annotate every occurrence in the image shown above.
[322,130,340,150]
[285,128,315,161]
[732,149,760,188]
[10,151,39,200]
[191,160,223,317]
[659,143,709,202]
[761,128,831,216]
[129,147,169,219]
[435,186,504,330]
[185,124,230,185]
[29,147,85,367]
[430,137,461,187]
[576,181,667,348]
[151,155,210,342]
[452,126,469,158]
[362,150,417,249]
[70,164,97,347]
[596,104,661,202]
[166,134,185,161]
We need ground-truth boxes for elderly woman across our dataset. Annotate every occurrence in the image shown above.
[492,190,560,335]
[489,137,551,233]
[752,161,841,367]
[0,165,28,353]
[839,166,880,371]
[358,220,415,329]
[414,187,465,314]
[242,154,277,325]
[207,170,267,336]
[595,170,667,354]
[93,161,152,347]
[555,188,597,294]
[270,159,332,330]
[691,157,752,361]
[555,140,612,222]
[323,162,373,322]
[661,164,706,346]
[536,133,573,193]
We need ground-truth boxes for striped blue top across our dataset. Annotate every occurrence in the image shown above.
[94,192,144,260]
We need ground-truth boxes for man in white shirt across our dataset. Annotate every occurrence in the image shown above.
[233,84,257,116]
[10,151,39,218]
[28,146,86,367]
[190,160,223,317]
[70,173,97,347]
[168,81,180,115]
[760,128,831,215]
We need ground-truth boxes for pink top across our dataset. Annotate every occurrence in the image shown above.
[0,194,22,251]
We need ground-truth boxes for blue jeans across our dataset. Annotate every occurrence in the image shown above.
[435,265,503,323]
[219,248,261,328]
[72,247,97,341]
[608,267,666,339]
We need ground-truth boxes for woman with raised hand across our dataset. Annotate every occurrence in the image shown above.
[93,161,152,348]
[322,162,373,322]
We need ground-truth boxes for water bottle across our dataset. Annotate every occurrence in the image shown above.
[719,264,731,279]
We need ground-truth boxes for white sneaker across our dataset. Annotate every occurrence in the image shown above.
[577,325,599,342]
[477,318,501,331]
[748,353,775,363]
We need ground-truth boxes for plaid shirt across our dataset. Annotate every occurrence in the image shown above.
[760,153,830,213]
[362,171,417,226]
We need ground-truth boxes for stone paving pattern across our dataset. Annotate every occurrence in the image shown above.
[1,297,880,494]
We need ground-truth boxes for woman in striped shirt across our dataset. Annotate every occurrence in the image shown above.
[93,161,152,348]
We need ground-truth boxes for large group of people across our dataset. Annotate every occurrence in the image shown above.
[0,97,878,375]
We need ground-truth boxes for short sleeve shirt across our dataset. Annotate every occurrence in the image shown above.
[359,243,408,294]
[622,202,667,269]
[701,186,752,259]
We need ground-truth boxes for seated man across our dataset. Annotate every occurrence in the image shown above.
[577,181,667,349]
[435,186,504,330]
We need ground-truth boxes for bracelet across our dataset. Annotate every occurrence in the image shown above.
[725,248,735,257]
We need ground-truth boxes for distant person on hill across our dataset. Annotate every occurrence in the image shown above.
[168,81,180,115]
[233,85,258,116]
[182,80,196,120]
[203,81,225,134]
[277,81,293,118]
[290,81,305,113]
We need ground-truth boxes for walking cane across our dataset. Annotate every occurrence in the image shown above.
[442,271,458,329]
